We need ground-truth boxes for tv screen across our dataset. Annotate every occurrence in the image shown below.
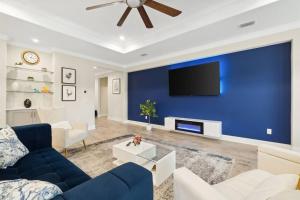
[169,62,220,96]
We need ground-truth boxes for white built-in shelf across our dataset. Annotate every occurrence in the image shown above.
[7,65,54,74]
[6,78,54,84]
[6,107,38,111]
[6,90,53,94]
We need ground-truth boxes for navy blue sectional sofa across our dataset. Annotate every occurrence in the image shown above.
[0,124,153,200]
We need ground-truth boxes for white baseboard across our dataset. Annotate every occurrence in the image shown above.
[124,120,293,148]
[88,124,96,131]
[108,117,124,123]
[221,135,291,148]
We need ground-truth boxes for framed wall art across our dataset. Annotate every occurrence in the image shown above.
[62,67,76,84]
[112,78,121,94]
[62,85,76,101]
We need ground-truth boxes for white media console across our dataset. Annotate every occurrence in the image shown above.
[164,117,222,139]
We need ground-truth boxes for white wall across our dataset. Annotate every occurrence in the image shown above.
[99,77,108,116]
[53,52,97,130]
[94,78,100,115]
[96,71,127,122]
[0,40,7,128]
[291,34,300,149]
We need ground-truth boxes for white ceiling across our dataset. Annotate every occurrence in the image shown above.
[0,0,300,69]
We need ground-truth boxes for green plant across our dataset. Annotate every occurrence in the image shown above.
[140,99,158,124]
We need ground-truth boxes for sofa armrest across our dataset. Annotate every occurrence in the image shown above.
[12,124,52,152]
[62,163,153,200]
[174,167,227,200]
[51,128,66,149]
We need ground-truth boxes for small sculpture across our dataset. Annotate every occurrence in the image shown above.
[15,62,23,66]
[24,99,32,108]
[27,76,34,81]
[41,86,49,93]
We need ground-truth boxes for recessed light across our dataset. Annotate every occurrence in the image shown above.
[119,35,125,41]
[32,38,39,43]
[141,53,148,57]
[93,66,98,69]
[239,21,255,28]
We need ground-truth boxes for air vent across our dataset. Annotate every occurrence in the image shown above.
[239,21,255,28]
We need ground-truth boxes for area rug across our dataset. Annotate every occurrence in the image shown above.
[67,135,234,200]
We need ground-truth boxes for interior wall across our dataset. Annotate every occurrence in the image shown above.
[99,77,108,116]
[128,43,291,144]
[0,40,7,128]
[105,72,126,122]
[128,28,300,148]
[53,53,96,130]
[94,78,99,116]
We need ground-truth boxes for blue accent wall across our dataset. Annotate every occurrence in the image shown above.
[128,42,291,144]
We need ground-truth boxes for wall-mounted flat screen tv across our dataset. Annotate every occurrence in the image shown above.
[169,61,220,96]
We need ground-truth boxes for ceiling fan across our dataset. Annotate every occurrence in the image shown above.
[86,0,182,28]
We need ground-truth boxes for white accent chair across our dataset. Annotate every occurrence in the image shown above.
[174,144,300,200]
[37,108,89,155]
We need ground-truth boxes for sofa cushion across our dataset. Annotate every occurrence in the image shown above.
[245,174,299,200]
[0,148,90,192]
[62,162,153,200]
[268,190,300,199]
[0,126,29,169]
[213,169,272,200]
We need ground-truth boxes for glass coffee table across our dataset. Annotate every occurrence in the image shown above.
[113,140,176,186]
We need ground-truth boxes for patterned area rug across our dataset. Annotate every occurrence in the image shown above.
[67,135,234,200]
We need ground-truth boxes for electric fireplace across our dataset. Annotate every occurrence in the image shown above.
[175,120,204,134]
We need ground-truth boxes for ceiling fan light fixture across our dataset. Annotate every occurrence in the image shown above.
[126,0,146,8]
[119,35,125,40]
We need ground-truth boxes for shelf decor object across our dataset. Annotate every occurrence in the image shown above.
[24,99,32,108]
[61,67,76,84]
[62,85,76,101]
[22,51,40,65]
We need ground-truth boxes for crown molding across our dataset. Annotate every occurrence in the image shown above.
[126,21,300,72]
[8,41,125,71]
[51,48,125,71]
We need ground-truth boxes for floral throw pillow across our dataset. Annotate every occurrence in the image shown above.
[0,126,29,169]
[0,179,62,200]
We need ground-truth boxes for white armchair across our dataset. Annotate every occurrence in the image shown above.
[51,121,88,155]
[174,144,300,200]
[37,108,89,155]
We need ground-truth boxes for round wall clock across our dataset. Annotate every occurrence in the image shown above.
[22,51,40,65]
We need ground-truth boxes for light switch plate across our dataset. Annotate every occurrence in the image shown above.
[267,129,272,135]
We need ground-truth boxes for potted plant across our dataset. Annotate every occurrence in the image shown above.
[140,99,158,131]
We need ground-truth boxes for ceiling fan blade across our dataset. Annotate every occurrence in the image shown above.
[137,6,153,29]
[117,7,132,26]
[86,1,123,10]
[145,0,182,17]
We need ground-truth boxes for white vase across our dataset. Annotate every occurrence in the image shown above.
[146,124,152,131]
